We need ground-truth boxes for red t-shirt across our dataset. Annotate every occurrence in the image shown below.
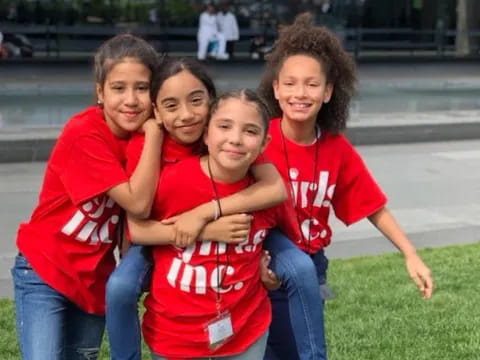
[264,118,387,254]
[16,106,129,314]
[126,133,197,176]
[142,156,298,358]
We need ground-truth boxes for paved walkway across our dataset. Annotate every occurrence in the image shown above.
[2,140,480,299]
[1,61,480,298]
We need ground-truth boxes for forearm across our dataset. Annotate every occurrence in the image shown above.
[126,127,162,218]
[127,216,174,245]
[185,163,287,220]
[220,179,287,215]
[219,163,287,215]
[368,206,417,257]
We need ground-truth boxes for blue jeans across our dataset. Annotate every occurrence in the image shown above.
[263,229,328,360]
[105,244,151,360]
[150,331,269,360]
[11,254,105,360]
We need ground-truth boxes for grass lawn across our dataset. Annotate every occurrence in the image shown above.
[1,243,479,359]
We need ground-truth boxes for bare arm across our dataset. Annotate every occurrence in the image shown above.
[128,214,251,247]
[129,162,285,246]
[221,162,287,215]
[368,206,433,298]
[163,163,287,245]
[107,119,162,218]
[127,215,174,245]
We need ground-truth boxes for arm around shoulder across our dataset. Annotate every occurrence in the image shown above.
[107,119,163,218]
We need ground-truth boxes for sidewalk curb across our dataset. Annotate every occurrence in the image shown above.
[1,122,479,163]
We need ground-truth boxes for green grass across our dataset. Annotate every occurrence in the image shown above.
[1,243,479,359]
[325,243,480,360]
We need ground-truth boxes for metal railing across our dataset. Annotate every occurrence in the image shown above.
[1,23,480,59]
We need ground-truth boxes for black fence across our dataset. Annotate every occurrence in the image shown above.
[2,23,480,59]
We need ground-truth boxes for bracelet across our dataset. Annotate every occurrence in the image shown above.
[212,199,220,221]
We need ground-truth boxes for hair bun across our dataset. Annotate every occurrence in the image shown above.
[293,12,314,27]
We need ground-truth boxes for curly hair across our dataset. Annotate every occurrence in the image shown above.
[257,13,357,134]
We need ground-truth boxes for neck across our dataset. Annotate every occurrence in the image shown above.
[201,156,247,184]
[281,117,317,145]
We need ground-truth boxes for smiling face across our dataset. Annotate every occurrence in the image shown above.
[273,54,333,129]
[204,97,269,182]
[154,70,210,145]
[96,58,152,138]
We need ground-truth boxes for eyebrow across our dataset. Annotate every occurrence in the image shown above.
[160,89,206,104]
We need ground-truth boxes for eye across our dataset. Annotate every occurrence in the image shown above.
[111,85,124,91]
[217,122,230,129]
[163,102,177,110]
[191,97,205,105]
[245,127,260,135]
[137,84,150,91]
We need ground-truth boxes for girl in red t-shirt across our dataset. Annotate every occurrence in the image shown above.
[256,14,434,360]
[106,57,289,359]
[139,89,299,359]
[12,34,163,359]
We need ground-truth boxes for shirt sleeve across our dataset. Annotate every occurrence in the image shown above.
[331,139,387,226]
[59,134,129,206]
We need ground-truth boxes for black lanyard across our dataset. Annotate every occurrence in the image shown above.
[206,156,227,313]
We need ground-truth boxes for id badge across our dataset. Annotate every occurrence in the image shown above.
[205,311,234,350]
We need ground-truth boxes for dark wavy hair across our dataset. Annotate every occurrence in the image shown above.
[150,56,216,102]
[207,88,271,134]
[257,13,357,134]
[198,89,271,155]
[94,33,159,88]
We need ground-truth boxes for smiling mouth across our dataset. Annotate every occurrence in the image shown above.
[223,150,245,158]
[177,122,202,130]
[289,103,312,109]
[121,111,141,119]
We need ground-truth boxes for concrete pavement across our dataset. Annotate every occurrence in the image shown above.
[1,60,479,298]
[1,140,480,298]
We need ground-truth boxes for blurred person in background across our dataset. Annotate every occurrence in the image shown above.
[197,3,229,61]
[217,1,239,59]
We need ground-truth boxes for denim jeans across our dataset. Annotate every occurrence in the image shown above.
[150,331,268,360]
[11,254,105,360]
[263,229,328,360]
[105,244,151,360]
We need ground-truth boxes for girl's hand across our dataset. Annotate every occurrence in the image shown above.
[260,250,281,290]
[404,253,433,299]
[141,118,162,134]
[161,209,209,248]
[200,214,253,243]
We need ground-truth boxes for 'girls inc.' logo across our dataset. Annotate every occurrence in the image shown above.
[289,168,335,241]
[167,229,268,295]
[61,196,120,245]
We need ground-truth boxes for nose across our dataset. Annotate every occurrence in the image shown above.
[293,84,307,98]
[227,127,242,145]
[125,89,139,106]
[178,103,194,123]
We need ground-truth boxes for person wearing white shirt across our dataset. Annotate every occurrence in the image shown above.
[197,4,229,60]
[217,1,239,59]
